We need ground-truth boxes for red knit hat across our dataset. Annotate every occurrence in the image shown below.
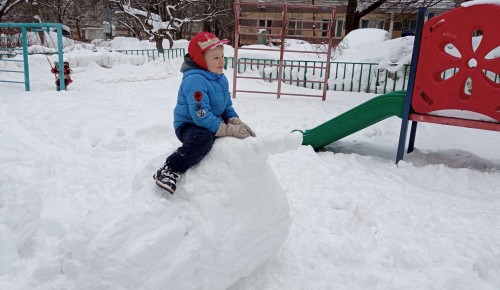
[188,32,229,70]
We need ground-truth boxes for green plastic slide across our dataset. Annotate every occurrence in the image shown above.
[298,90,406,150]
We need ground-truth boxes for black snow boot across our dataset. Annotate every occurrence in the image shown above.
[153,165,181,194]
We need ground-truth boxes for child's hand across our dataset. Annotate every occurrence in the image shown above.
[227,117,256,137]
[215,123,253,139]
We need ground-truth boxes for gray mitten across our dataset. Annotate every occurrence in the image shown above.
[227,117,256,137]
[215,122,251,139]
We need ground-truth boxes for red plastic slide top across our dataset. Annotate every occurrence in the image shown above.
[412,4,500,122]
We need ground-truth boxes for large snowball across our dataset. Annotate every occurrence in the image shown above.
[58,134,300,289]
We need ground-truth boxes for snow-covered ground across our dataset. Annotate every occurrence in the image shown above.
[1,23,500,290]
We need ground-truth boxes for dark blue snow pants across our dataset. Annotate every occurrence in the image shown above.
[165,124,215,174]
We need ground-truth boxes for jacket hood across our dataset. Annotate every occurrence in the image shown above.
[180,54,204,73]
[180,54,222,80]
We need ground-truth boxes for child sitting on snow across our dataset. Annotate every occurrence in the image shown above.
[153,31,256,194]
[51,61,73,91]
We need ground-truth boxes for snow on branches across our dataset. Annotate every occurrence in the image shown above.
[112,0,230,50]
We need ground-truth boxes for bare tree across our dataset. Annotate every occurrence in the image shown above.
[0,0,31,21]
[0,0,47,43]
[112,0,231,50]
[200,0,233,41]
[344,0,386,35]
[64,0,103,40]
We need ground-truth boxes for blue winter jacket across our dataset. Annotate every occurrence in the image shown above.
[173,55,238,133]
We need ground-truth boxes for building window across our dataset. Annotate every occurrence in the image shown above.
[321,20,329,37]
[258,19,272,28]
[402,19,417,36]
[361,19,385,29]
[321,19,342,38]
[334,19,344,38]
[287,19,303,36]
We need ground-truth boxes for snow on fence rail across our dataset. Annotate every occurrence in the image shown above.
[115,48,185,61]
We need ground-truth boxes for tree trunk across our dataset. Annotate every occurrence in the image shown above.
[154,35,164,50]
[345,13,362,35]
[214,22,220,38]
[344,0,388,35]
[345,0,360,35]
[167,37,173,49]
[57,0,63,23]
[203,21,211,32]
[75,19,82,41]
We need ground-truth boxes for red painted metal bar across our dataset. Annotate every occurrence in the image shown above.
[409,114,500,132]
[236,60,325,68]
[239,18,322,24]
[321,7,336,101]
[277,92,323,98]
[239,32,331,41]
[236,47,281,52]
[238,1,334,10]
[237,75,326,84]
[232,0,241,99]
[282,49,329,54]
[276,3,287,99]
[237,46,330,55]
[235,90,280,95]
[232,0,335,100]
[236,90,323,98]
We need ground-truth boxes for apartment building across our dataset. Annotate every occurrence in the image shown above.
[238,0,454,45]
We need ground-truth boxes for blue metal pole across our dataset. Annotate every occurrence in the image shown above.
[395,7,426,164]
[21,27,30,91]
[56,25,65,90]
[0,22,64,28]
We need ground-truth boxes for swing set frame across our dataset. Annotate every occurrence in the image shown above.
[0,22,66,91]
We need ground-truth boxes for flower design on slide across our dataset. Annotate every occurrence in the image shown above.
[436,29,499,98]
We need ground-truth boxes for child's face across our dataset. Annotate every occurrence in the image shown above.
[203,46,225,75]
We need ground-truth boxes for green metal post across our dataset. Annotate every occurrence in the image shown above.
[358,64,363,92]
[21,27,30,91]
[367,64,373,93]
[383,70,388,94]
[392,71,398,92]
[375,69,380,94]
[402,65,408,90]
[350,63,355,92]
[304,61,308,88]
[57,26,65,90]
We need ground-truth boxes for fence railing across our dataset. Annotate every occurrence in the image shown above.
[224,57,500,94]
[4,44,499,94]
[115,48,185,61]
[224,57,411,94]
[1,28,30,90]
[0,46,24,82]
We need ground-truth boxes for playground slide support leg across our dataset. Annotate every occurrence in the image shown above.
[407,121,418,153]
[396,120,409,163]
[395,7,426,164]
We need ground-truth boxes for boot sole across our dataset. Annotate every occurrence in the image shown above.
[155,180,175,194]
